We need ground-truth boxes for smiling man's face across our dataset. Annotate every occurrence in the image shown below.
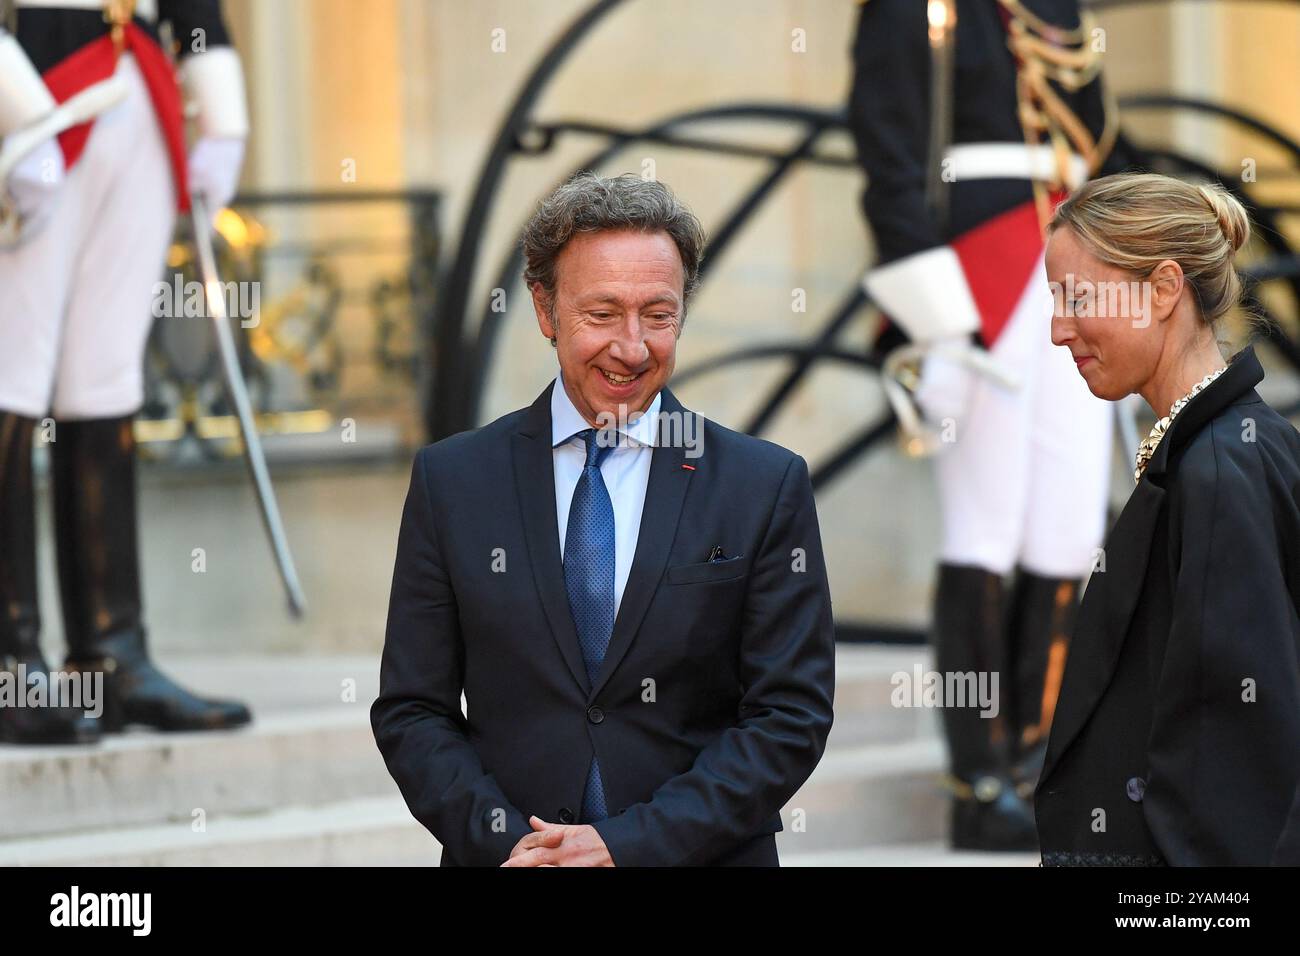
[532,228,684,427]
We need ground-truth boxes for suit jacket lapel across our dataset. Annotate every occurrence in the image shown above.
[590,386,693,700]
[511,380,696,700]
[1038,478,1164,786]
[512,380,590,694]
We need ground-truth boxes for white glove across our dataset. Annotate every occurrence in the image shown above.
[913,335,978,427]
[4,135,64,237]
[187,135,244,216]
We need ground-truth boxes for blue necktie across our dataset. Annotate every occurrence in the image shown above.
[563,428,616,823]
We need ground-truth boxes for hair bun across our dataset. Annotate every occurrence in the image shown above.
[1050,172,1252,326]
[1197,182,1251,252]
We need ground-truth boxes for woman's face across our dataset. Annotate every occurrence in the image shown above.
[1045,226,1165,401]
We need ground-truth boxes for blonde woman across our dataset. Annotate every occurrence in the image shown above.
[1035,172,1300,865]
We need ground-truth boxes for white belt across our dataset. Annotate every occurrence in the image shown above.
[14,0,158,21]
[944,142,1088,190]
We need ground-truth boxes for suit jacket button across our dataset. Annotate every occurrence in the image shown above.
[1126,776,1147,802]
[587,706,605,724]
[559,807,574,824]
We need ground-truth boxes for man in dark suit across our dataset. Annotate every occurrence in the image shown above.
[371,172,836,866]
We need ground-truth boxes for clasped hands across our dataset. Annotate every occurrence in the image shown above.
[500,815,614,867]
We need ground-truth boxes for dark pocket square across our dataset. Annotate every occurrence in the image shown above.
[666,555,748,585]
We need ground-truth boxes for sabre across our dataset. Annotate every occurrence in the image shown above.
[925,0,957,231]
[190,192,307,617]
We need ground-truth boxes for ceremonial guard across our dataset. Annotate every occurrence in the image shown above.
[848,0,1133,849]
[0,0,251,743]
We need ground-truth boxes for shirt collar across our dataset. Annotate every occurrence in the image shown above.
[550,374,661,449]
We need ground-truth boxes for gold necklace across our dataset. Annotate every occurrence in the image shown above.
[1133,367,1228,483]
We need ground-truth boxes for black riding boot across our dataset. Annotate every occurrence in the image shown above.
[1005,569,1080,795]
[0,412,100,744]
[52,416,252,733]
[932,562,1037,852]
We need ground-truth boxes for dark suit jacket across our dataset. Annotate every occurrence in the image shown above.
[371,381,836,866]
[1035,345,1300,865]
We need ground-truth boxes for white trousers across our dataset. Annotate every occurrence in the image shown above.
[917,254,1114,579]
[0,53,175,420]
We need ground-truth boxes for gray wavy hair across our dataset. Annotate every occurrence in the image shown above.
[521,172,706,331]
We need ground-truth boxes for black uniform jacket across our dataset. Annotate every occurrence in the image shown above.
[1035,345,1300,866]
[12,1,231,70]
[847,0,1122,265]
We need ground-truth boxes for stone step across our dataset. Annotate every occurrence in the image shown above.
[0,732,952,865]
[6,816,1015,869]
[0,707,385,843]
[830,644,939,747]
[0,655,385,842]
[0,795,439,867]
[0,794,1035,867]
[776,736,950,855]
[1,647,940,841]
[0,647,951,858]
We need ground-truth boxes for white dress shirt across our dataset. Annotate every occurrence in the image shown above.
[551,374,661,618]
